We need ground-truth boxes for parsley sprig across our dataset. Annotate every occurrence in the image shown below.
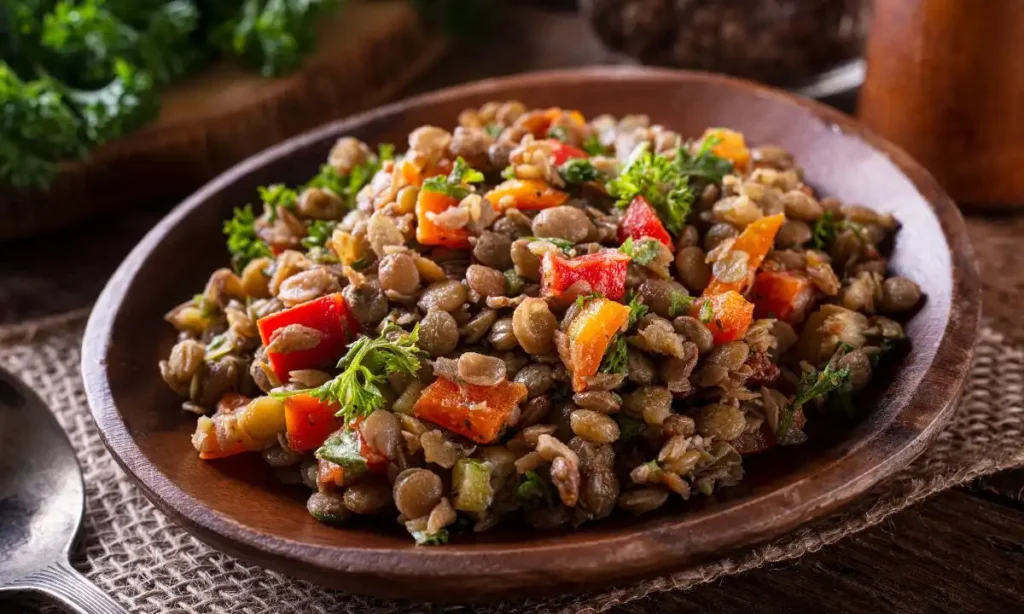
[677,134,733,185]
[777,361,852,444]
[558,158,602,184]
[600,296,648,374]
[606,143,694,235]
[275,323,424,423]
[619,236,664,266]
[422,156,484,199]
[224,204,272,272]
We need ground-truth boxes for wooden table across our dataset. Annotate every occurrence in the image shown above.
[2,6,1022,613]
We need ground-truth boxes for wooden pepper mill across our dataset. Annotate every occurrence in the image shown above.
[858,0,1024,208]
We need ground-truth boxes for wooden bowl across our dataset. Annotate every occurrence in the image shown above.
[82,67,981,602]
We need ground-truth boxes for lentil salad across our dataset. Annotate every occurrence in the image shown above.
[159,102,922,544]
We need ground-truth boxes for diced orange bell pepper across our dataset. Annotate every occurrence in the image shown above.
[284,394,344,452]
[400,158,450,188]
[257,293,358,382]
[567,298,631,392]
[413,377,528,444]
[701,127,751,173]
[750,269,816,324]
[704,213,785,296]
[484,179,569,211]
[693,290,755,344]
[415,188,472,249]
[517,108,585,138]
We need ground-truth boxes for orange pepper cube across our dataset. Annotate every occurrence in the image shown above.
[567,298,631,392]
[414,378,528,444]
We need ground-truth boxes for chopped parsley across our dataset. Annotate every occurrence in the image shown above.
[301,220,336,249]
[274,323,424,424]
[259,184,299,220]
[669,292,694,318]
[484,123,503,138]
[698,299,714,323]
[558,158,602,184]
[619,236,663,266]
[223,204,272,272]
[546,126,569,142]
[575,291,606,310]
[316,428,368,478]
[676,134,733,185]
[504,269,525,296]
[422,156,484,199]
[777,361,852,444]
[204,333,234,362]
[410,528,449,546]
[615,414,646,442]
[606,143,694,235]
[582,134,606,156]
[501,165,517,180]
[599,336,628,374]
[306,142,394,210]
[516,470,554,508]
[525,236,575,255]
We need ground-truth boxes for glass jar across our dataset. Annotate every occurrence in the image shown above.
[583,0,872,87]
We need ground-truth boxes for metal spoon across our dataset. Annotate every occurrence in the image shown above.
[0,368,128,613]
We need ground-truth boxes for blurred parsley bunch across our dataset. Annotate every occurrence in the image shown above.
[0,0,340,190]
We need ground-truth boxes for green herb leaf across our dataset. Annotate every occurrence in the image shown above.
[504,269,524,296]
[410,528,449,546]
[275,323,424,424]
[315,427,368,478]
[582,134,606,156]
[223,204,272,272]
[619,236,663,266]
[615,414,646,442]
[516,470,554,508]
[627,296,649,327]
[599,335,628,374]
[546,126,569,143]
[811,210,838,250]
[484,123,503,138]
[500,165,516,180]
[523,236,575,255]
[606,143,694,235]
[422,156,483,199]
[676,134,733,185]
[698,299,714,323]
[301,220,336,250]
[204,333,234,362]
[777,361,852,444]
[669,292,694,318]
[558,158,602,184]
[259,183,298,220]
[574,291,605,310]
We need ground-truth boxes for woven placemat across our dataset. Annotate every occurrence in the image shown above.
[2,313,1023,614]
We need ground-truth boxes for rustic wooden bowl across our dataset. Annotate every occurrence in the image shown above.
[82,67,981,602]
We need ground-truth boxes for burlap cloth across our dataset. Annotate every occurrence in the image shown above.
[1,303,1021,614]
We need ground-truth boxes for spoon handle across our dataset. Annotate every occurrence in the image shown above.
[15,560,129,614]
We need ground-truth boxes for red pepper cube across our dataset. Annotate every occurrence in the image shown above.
[617,195,673,249]
[413,377,528,444]
[257,292,357,382]
[283,394,344,452]
[547,139,588,166]
[540,250,629,301]
[349,416,389,474]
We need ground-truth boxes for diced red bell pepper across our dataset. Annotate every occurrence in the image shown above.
[413,377,528,444]
[704,213,785,296]
[750,269,816,325]
[257,293,358,382]
[617,195,673,249]
[415,188,472,249]
[283,394,345,452]
[548,139,588,166]
[692,290,755,344]
[540,250,629,301]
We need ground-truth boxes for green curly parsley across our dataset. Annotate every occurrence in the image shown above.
[422,156,484,199]
[223,204,272,272]
[777,361,852,445]
[606,143,694,236]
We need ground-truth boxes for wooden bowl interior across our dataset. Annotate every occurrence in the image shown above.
[89,69,977,599]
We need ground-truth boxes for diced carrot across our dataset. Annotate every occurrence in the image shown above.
[693,290,755,344]
[702,127,751,173]
[413,377,528,444]
[567,298,631,392]
[415,188,471,249]
[540,250,630,301]
[484,179,569,211]
[750,269,816,325]
[284,394,344,452]
[257,293,358,381]
[704,213,785,296]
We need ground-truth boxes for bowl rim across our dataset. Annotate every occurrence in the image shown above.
[82,66,981,595]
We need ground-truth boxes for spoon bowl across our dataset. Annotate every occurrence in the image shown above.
[0,369,127,613]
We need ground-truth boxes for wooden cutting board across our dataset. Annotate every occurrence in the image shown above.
[0,1,446,241]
